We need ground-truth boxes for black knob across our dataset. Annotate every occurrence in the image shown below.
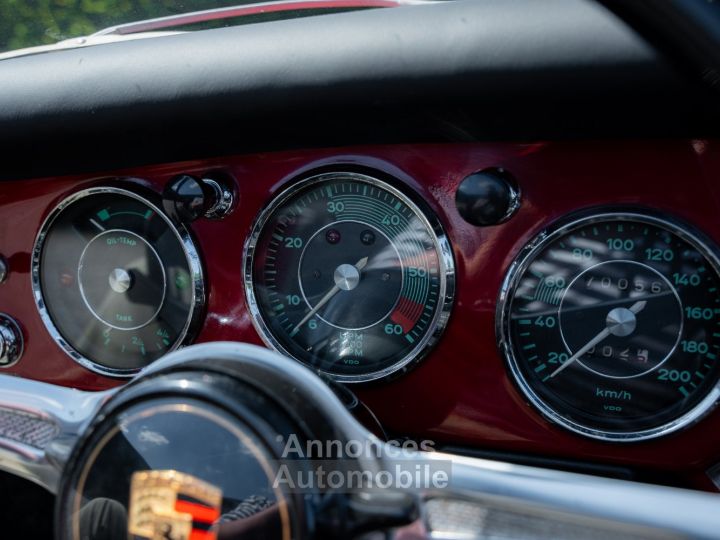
[455,168,520,226]
[162,174,215,223]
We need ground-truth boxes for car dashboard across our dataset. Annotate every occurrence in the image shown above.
[2,0,720,537]
[2,140,719,492]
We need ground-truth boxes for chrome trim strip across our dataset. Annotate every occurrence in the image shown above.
[242,171,455,383]
[497,209,720,441]
[416,451,720,539]
[31,186,205,378]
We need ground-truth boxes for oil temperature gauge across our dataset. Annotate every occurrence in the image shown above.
[33,187,203,377]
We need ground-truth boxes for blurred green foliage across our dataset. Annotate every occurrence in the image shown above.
[0,0,252,52]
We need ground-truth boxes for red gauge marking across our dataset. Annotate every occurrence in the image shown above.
[391,297,424,333]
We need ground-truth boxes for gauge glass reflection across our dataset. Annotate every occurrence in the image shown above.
[34,188,202,375]
[245,172,454,382]
[501,212,720,440]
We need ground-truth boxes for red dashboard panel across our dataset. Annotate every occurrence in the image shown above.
[1,140,719,487]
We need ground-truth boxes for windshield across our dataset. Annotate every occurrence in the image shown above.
[0,0,390,54]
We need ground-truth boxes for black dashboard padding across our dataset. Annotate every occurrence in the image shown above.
[0,0,717,179]
[599,0,720,96]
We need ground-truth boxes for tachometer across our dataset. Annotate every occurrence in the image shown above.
[244,171,454,382]
[32,187,203,377]
[499,210,720,441]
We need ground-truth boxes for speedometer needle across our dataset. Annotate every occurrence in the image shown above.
[290,256,368,337]
[549,300,647,378]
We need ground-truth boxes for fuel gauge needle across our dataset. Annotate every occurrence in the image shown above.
[290,256,368,337]
[549,300,647,378]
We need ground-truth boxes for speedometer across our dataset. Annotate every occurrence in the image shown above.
[244,171,454,382]
[499,210,720,441]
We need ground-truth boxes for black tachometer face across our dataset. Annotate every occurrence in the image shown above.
[33,188,203,376]
[500,211,720,440]
[245,172,454,382]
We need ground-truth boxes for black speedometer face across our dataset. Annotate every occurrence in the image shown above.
[33,188,203,377]
[500,211,720,441]
[245,172,454,382]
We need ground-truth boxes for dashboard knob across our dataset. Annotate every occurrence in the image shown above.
[162,174,235,222]
[455,168,520,226]
[162,174,215,222]
[0,314,23,368]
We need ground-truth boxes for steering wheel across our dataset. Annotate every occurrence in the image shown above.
[0,342,714,539]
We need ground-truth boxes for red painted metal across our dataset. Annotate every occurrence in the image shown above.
[1,140,719,487]
[95,0,413,36]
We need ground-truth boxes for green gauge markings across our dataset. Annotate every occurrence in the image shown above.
[247,173,453,382]
[503,212,720,440]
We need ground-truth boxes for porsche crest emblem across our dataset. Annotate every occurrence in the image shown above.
[128,470,222,540]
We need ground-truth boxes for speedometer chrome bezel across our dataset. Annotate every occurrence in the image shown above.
[498,208,720,442]
[243,171,455,383]
[31,186,205,378]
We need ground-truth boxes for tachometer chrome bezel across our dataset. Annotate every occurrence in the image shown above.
[243,171,455,384]
[497,209,720,442]
[31,186,205,378]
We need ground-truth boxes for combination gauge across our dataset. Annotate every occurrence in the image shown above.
[33,187,203,377]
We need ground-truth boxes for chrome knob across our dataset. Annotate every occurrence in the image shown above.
[162,174,235,222]
[0,314,23,368]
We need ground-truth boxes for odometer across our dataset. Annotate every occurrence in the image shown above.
[499,211,720,441]
[244,172,454,382]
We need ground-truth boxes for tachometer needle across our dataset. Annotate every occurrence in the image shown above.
[549,300,647,378]
[290,256,368,337]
